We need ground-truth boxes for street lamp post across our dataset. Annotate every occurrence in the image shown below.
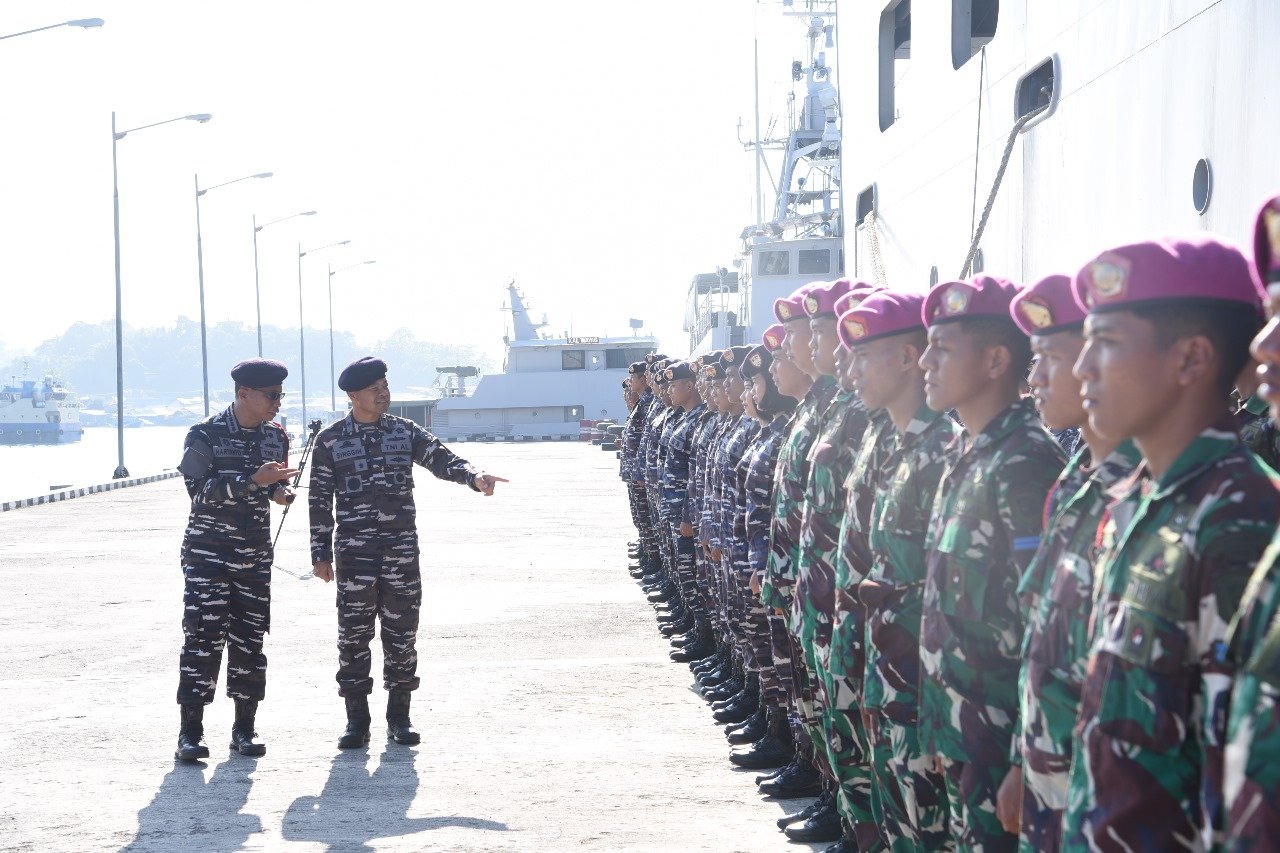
[0,18,104,40]
[194,171,272,416]
[297,240,351,426]
[327,260,376,412]
[252,210,317,357]
[111,111,212,480]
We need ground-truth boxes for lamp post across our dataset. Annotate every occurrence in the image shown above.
[297,240,351,426]
[0,18,104,40]
[327,261,376,412]
[252,210,317,356]
[194,171,272,416]
[112,111,212,480]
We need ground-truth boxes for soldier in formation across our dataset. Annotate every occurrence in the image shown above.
[616,193,1280,852]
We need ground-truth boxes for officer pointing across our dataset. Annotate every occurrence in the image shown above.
[309,356,507,750]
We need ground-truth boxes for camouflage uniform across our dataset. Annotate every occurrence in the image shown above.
[662,403,705,613]
[743,414,791,706]
[177,407,290,704]
[715,415,760,644]
[804,401,884,849]
[309,413,479,696]
[1063,422,1280,852]
[761,375,840,720]
[646,405,678,581]
[1235,392,1280,472]
[1012,441,1139,853]
[624,388,658,564]
[920,398,1065,852]
[1225,528,1280,850]
[860,404,959,851]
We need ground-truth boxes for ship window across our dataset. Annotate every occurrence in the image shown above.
[1193,158,1212,214]
[758,250,790,276]
[855,185,876,223]
[878,0,911,131]
[561,350,586,370]
[798,249,830,275]
[952,0,998,69]
[1016,57,1056,123]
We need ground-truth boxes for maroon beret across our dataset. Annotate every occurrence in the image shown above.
[1073,235,1263,314]
[1010,274,1085,336]
[839,290,926,349]
[802,279,854,318]
[761,323,787,352]
[775,282,825,323]
[923,275,1025,328]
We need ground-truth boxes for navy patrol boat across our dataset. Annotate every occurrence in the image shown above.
[429,283,657,441]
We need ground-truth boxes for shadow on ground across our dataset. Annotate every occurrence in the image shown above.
[121,757,263,852]
[281,746,509,852]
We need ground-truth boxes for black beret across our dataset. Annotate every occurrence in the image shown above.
[628,361,648,375]
[739,345,772,380]
[231,358,288,387]
[721,345,752,367]
[644,352,668,366]
[702,363,726,380]
[338,356,388,392]
[664,361,696,381]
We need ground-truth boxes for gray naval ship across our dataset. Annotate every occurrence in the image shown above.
[425,283,656,441]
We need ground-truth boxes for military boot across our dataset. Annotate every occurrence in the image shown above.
[338,694,372,749]
[175,702,210,762]
[726,705,767,744]
[759,756,823,797]
[782,795,842,842]
[729,708,792,769]
[386,689,421,745]
[777,786,832,829]
[229,699,267,756]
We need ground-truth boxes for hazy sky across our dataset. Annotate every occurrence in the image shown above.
[0,2,805,363]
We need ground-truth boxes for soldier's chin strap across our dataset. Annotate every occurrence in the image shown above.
[271,419,324,581]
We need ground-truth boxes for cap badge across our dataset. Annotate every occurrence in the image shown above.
[1018,296,1054,330]
[804,295,820,315]
[749,353,762,367]
[844,317,867,340]
[723,350,736,363]
[944,285,971,316]
[1088,257,1129,304]
[777,302,793,320]
[664,368,675,380]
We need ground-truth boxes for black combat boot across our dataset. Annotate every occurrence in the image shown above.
[386,689,421,745]
[229,699,267,756]
[713,684,758,724]
[726,705,767,744]
[777,786,832,829]
[175,702,210,762]
[729,708,793,769]
[819,827,858,853]
[759,755,823,797]
[338,694,371,749]
[782,794,842,842]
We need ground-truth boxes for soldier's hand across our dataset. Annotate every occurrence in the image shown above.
[710,547,723,562]
[749,571,762,596]
[933,755,945,775]
[271,485,296,506]
[253,461,299,486]
[679,521,694,537]
[312,561,334,583]
[996,766,1023,834]
[472,473,509,496]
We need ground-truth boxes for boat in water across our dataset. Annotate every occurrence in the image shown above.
[687,0,1280,354]
[0,375,84,445]
[428,283,657,441]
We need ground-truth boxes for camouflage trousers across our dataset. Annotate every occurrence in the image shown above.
[941,757,1018,853]
[627,482,660,562]
[670,528,701,615]
[736,561,784,705]
[177,543,272,704]
[766,609,799,712]
[334,547,423,696]
[1018,739,1069,853]
[867,713,952,852]
[816,667,883,851]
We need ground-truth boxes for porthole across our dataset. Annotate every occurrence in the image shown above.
[1193,158,1212,214]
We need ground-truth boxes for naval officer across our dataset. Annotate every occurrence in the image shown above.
[175,357,298,762]
[309,356,507,748]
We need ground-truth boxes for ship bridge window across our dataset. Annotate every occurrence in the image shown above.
[798,249,830,275]
[758,250,790,276]
[562,350,585,370]
[952,0,998,69]
[878,0,911,132]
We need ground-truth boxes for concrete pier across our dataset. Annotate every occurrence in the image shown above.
[0,444,815,852]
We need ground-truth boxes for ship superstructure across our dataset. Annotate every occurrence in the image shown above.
[429,283,656,440]
[0,375,84,444]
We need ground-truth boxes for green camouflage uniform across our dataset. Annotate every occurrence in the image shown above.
[1012,441,1139,853]
[859,404,959,851]
[762,375,839,720]
[1225,528,1280,850]
[920,398,1065,852]
[1063,421,1280,852]
[798,399,880,848]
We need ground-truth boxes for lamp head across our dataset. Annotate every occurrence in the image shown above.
[186,114,213,123]
[253,172,274,179]
[67,18,104,28]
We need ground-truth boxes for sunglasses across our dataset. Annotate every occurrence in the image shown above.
[250,388,287,402]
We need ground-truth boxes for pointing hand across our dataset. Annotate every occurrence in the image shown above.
[473,473,509,496]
